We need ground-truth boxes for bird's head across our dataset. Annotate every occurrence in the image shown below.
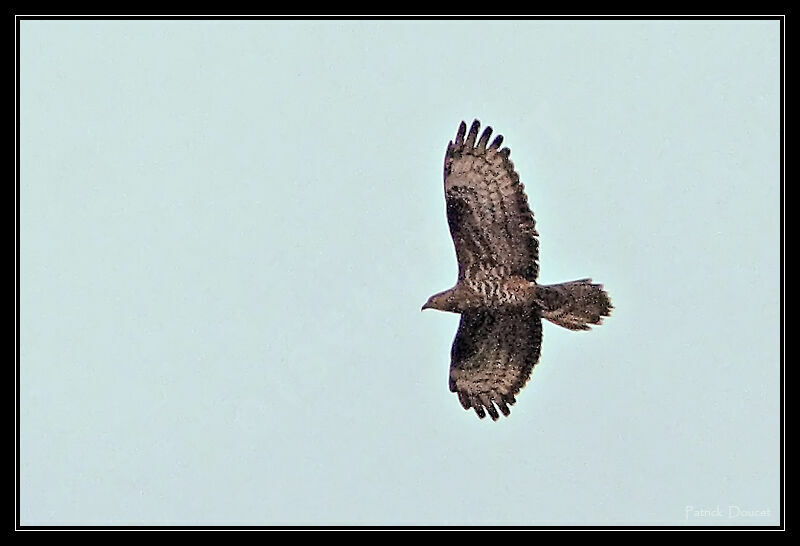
[422,288,460,313]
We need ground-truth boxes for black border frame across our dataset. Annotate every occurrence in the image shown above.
[13,13,786,532]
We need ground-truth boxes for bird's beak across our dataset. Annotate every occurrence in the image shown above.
[421,302,431,311]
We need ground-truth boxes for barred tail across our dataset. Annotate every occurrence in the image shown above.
[536,279,612,331]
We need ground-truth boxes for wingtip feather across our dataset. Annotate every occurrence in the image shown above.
[455,121,467,145]
[477,126,493,152]
[465,119,481,147]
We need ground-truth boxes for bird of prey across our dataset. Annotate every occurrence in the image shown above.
[422,119,612,421]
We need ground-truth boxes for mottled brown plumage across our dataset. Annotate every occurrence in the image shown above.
[423,119,613,421]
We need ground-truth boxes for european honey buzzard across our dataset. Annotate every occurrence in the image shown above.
[422,120,613,421]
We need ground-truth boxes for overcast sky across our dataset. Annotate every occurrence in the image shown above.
[19,19,780,526]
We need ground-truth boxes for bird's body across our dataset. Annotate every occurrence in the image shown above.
[424,274,535,312]
[423,120,613,421]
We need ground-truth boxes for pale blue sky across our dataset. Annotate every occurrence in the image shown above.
[19,19,780,526]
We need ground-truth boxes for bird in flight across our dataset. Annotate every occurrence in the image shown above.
[422,119,612,421]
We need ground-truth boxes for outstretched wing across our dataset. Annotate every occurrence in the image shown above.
[444,119,540,282]
[449,309,543,420]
